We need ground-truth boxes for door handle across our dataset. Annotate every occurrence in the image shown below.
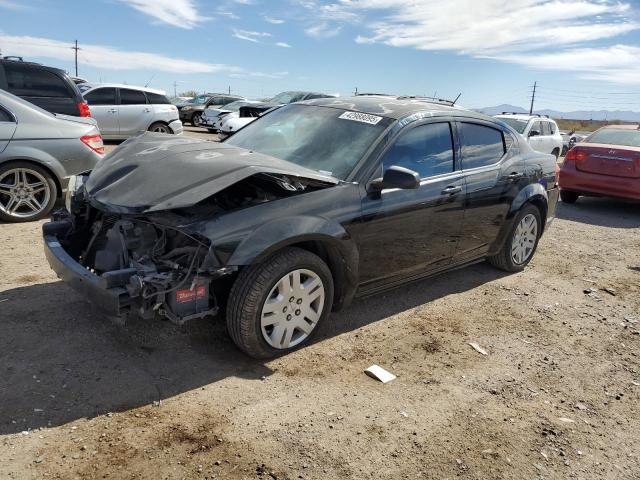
[144,108,152,113]
[441,185,462,195]
[505,172,523,181]
[108,108,117,113]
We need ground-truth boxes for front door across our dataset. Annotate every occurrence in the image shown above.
[356,121,466,289]
[117,88,151,136]
[84,87,119,136]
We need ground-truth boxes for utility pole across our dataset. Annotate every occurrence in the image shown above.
[228,85,231,94]
[71,40,80,77]
[529,81,537,115]
[355,87,358,95]
[173,81,178,97]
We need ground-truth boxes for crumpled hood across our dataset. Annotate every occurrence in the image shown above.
[85,133,338,213]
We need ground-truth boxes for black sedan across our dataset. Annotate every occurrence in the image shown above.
[43,95,559,358]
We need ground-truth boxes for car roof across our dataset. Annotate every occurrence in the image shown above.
[300,95,485,121]
[81,83,167,95]
[0,58,69,76]
[598,124,640,130]
[495,113,557,122]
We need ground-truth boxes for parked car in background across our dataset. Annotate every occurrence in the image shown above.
[43,95,557,358]
[217,112,257,139]
[0,90,103,222]
[238,91,336,119]
[568,131,590,150]
[169,96,192,105]
[177,93,245,126]
[558,124,640,203]
[0,57,90,117]
[201,100,260,133]
[80,84,182,139]
[494,113,563,158]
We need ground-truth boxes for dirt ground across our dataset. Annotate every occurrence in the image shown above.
[1,128,639,479]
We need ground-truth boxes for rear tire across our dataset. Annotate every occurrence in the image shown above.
[560,190,579,204]
[148,122,171,134]
[226,247,334,359]
[488,204,541,272]
[0,161,57,223]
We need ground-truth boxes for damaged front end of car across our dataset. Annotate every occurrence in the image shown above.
[43,134,338,325]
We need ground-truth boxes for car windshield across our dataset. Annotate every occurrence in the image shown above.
[225,104,391,180]
[77,84,92,93]
[498,117,528,134]
[221,101,249,112]
[586,128,640,147]
[187,95,210,105]
[268,92,307,105]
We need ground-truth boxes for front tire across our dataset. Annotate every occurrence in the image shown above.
[560,190,579,204]
[226,247,334,359]
[488,204,541,272]
[0,162,57,223]
[191,113,202,127]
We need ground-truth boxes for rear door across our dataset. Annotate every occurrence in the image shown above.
[146,91,177,123]
[0,105,17,153]
[118,88,151,136]
[455,121,524,261]
[84,87,119,136]
[3,63,79,116]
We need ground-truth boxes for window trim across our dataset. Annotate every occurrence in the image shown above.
[117,87,149,106]
[454,120,508,172]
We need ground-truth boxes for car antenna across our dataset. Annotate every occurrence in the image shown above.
[452,93,462,105]
[144,74,155,87]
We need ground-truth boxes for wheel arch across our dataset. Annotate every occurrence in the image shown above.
[0,157,63,198]
[225,216,359,311]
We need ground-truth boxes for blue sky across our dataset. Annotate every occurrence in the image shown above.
[1,0,640,112]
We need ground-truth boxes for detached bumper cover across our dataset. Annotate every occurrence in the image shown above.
[169,119,184,135]
[43,221,129,316]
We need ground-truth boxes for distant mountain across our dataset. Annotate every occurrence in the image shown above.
[475,104,640,122]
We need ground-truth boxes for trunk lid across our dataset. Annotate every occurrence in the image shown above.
[573,143,640,178]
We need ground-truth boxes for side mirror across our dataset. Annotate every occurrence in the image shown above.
[368,165,420,195]
[529,130,541,137]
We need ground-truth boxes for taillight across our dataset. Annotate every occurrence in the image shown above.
[78,102,92,118]
[565,147,587,163]
[81,134,104,154]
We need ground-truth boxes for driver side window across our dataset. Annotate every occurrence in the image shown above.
[382,122,454,179]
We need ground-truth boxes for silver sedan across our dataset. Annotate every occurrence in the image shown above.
[0,90,104,222]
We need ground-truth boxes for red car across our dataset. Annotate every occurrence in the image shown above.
[559,125,640,203]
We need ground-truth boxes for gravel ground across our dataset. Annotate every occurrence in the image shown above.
[0,128,639,479]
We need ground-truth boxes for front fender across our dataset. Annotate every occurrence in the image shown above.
[227,215,356,267]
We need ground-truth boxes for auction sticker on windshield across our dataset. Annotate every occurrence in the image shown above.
[339,111,383,125]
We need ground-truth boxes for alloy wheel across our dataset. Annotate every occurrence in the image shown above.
[0,168,51,219]
[260,268,325,349]
[151,124,170,133]
[511,213,538,265]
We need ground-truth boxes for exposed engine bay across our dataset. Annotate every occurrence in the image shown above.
[53,172,333,324]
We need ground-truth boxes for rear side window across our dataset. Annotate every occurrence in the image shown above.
[548,122,556,134]
[5,64,71,98]
[382,122,454,178]
[84,88,117,106]
[120,89,147,105]
[458,123,505,169]
[541,122,551,136]
[0,106,14,122]
[145,92,171,104]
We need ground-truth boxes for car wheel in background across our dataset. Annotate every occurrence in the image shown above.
[0,162,57,223]
[552,148,560,160]
[226,247,334,359]
[191,113,202,127]
[488,204,541,272]
[560,190,579,204]
[148,122,171,134]
[207,128,217,133]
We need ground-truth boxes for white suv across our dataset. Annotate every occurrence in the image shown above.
[80,84,183,140]
[494,113,563,158]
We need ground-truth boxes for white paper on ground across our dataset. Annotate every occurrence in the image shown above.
[364,364,397,383]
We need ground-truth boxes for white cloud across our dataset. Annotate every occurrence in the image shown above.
[264,16,285,24]
[305,22,342,38]
[119,0,206,29]
[276,42,292,48]
[232,29,273,43]
[0,34,285,79]
[0,0,28,10]
[497,44,640,85]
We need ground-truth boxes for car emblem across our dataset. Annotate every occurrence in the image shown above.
[608,149,616,154]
